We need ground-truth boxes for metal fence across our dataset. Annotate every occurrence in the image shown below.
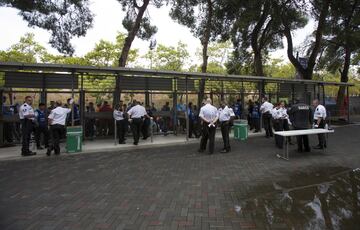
[0,62,355,146]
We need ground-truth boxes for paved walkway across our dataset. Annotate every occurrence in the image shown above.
[0,130,264,161]
[0,124,359,230]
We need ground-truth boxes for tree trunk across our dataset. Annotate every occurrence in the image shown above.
[336,46,351,116]
[283,0,330,80]
[250,1,269,76]
[335,1,357,117]
[114,0,150,105]
[197,0,213,108]
[118,1,150,67]
[253,50,264,76]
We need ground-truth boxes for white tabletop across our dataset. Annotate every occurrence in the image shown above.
[274,129,334,137]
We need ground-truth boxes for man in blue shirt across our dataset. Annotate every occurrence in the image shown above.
[2,96,14,143]
[188,102,196,138]
[35,103,49,149]
[233,99,242,119]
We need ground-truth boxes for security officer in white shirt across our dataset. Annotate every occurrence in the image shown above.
[19,96,36,156]
[271,102,284,149]
[46,100,72,156]
[260,97,274,138]
[114,101,126,144]
[127,101,150,145]
[312,99,327,149]
[198,98,219,155]
[218,101,235,153]
[271,101,291,149]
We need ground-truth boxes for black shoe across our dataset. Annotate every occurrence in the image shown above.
[22,151,36,156]
[142,137,148,140]
[133,142,138,145]
[313,146,324,150]
[198,149,205,153]
[305,149,311,152]
[54,151,60,155]
[119,141,126,144]
[46,149,51,156]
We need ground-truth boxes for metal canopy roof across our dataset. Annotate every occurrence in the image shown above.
[0,61,354,87]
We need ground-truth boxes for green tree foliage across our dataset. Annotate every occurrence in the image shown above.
[84,33,138,67]
[264,59,296,78]
[317,0,360,108]
[0,33,48,63]
[117,0,165,67]
[169,0,224,107]
[144,42,189,71]
[0,0,94,55]
[219,0,285,76]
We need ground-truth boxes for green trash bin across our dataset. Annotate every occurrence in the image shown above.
[66,126,83,153]
[233,123,248,141]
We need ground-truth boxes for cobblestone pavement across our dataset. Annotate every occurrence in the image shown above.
[0,125,359,230]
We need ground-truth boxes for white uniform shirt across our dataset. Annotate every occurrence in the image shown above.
[218,106,235,122]
[48,107,71,125]
[260,101,274,114]
[127,105,147,118]
[199,103,218,123]
[271,108,282,119]
[314,104,327,120]
[19,103,35,120]
[271,107,289,120]
[113,109,124,121]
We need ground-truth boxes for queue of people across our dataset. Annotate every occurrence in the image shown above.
[270,98,328,152]
[9,94,328,157]
[17,96,75,157]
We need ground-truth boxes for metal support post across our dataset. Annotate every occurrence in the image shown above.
[322,84,326,106]
[145,78,150,107]
[71,72,75,126]
[0,89,4,146]
[114,119,117,146]
[241,81,245,119]
[173,78,178,135]
[185,76,189,141]
[347,86,350,123]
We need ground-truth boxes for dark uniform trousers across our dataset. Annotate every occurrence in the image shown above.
[262,112,273,137]
[131,118,143,144]
[116,120,127,143]
[21,119,34,154]
[315,119,326,148]
[35,126,49,148]
[252,117,260,131]
[273,119,284,148]
[294,127,310,151]
[188,119,194,138]
[49,124,65,154]
[4,122,13,143]
[142,118,150,139]
[200,122,216,154]
[220,121,231,151]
